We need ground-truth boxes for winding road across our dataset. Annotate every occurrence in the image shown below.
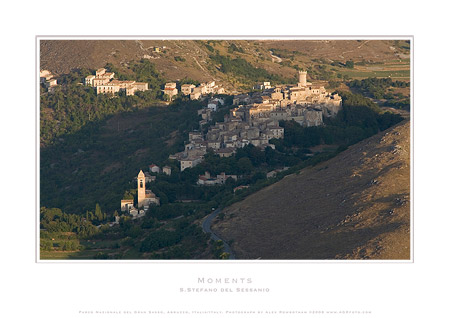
[202,209,236,259]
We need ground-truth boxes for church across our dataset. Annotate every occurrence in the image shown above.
[120,170,160,218]
[137,170,160,209]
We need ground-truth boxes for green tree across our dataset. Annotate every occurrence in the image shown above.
[345,60,354,68]
[237,157,253,174]
[220,252,230,259]
[94,203,103,222]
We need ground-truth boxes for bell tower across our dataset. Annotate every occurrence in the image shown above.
[137,170,146,208]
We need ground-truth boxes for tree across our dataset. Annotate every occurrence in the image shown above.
[345,60,354,69]
[127,225,143,238]
[220,252,230,259]
[94,203,104,222]
[237,157,253,174]
[86,210,94,222]
[40,240,53,251]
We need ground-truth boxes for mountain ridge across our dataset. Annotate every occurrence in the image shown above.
[40,40,410,91]
[212,120,410,260]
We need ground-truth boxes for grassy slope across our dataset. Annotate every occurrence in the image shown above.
[212,120,410,260]
[40,40,410,91]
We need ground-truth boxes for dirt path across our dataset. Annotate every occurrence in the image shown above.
[135,40,152,53]
[193,56,207,72]
[269,51,282,63]
[342,40,370,56]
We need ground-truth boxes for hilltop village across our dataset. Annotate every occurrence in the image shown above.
[118,70,342,218]
[40,66,341,218]
[82,67,225,101]
[169,70,342,171]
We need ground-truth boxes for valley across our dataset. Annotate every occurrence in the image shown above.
[39,39,410,260]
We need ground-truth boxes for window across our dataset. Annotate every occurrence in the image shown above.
[140,180,143,188]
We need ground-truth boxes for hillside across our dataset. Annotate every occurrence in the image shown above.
[40,40,410,91]
[212,120,410,260]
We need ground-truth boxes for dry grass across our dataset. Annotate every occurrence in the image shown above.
[40,40,409,87]
[212,121,410,260]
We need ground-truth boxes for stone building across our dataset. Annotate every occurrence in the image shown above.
[181,84,195,95]
[162,166,172,176]
[84,75,95,86]
[180,157,203,171]
[149,164,160,173]
[40,70,54,83]
[85,68,148,96]
[197,171,237,186]
[144,172,156,183]
[137,170,160,208]
[207,100,218,111]
[163,82,178,101]
[186,82,225,100]
[254,81,272,90]
[168,69,340,172]
[190,87,203,100]
[45,78,57,88]
[120,199,134,212]
[96,83,121,95]
[40,70,58,92]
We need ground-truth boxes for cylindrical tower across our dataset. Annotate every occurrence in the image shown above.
[299,71,307,87]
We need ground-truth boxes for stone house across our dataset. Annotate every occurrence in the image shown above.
[197,171,237,186]
[190,88,202,100]
[85,75,95,86]
[163,87,178,100]
[96,83,121,95]
[85,68,148,96]
[266,125,284,138]
[149,164,160,173]
[216,172,237,184]
[162,166,172,176]
[144,172,156,183]
[189,131,203,142]
[96,68,106,76]
[181,84,195,95]
[207,100,218,111]
[92,77,111,87]
[40,70,53,83]
[207,141,221,150]
[120,199,134,212]
[216,147,235,158]
[45,78,57,88]
[180,157,203,171]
